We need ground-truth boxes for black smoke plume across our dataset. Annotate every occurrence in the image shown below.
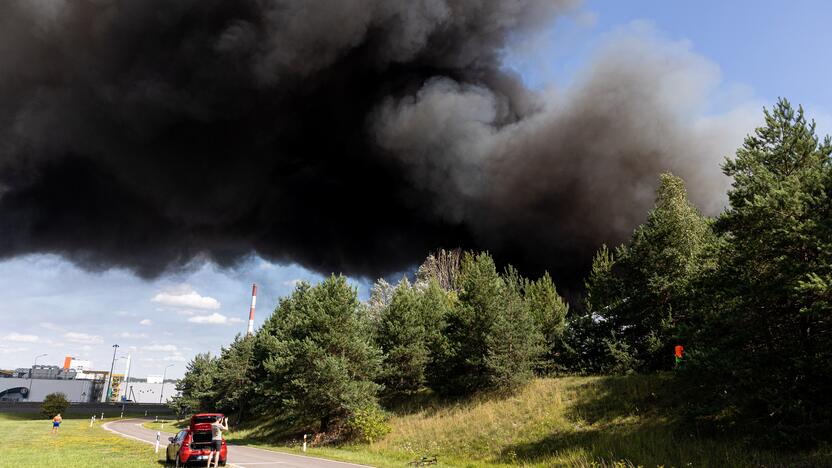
[0,1,754,285]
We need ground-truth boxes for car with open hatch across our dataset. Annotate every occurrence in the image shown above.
[165,413,227,467]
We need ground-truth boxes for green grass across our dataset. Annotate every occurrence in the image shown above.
[0,412,165,467]
[151,375,831,468]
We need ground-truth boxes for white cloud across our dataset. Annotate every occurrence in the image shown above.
[151,286,220,310]
[64,332,103,344]
[116,332,148,339]
[188,313,230,325]
[283,279,304,287]
[0,344,28,354]
[229,317,244,324]
[163,354,187,362]
[143,344,178,352]
[2,332,40,343]
[139,319,152,326]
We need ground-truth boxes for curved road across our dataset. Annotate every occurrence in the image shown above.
[103,418,374,468]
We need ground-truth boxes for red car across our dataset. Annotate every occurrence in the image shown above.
[165,413,228,467]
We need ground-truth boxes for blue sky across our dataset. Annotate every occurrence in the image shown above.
[2,1,830,378]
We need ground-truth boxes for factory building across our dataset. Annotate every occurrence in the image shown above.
[0,358,179,403]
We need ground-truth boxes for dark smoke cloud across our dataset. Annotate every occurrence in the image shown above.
[0,1,754,285]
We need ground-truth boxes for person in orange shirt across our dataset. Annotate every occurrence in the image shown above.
[674,345,684,368]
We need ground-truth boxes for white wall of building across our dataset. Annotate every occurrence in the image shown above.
[0,378,95,402]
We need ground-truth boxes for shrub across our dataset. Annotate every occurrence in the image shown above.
[41,392,69,418]
[345,405,390,444]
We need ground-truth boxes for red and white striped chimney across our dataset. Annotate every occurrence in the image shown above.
[246,283,257,336]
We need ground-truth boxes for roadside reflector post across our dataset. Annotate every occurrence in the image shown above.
[101,412,104,420]
[155,432,160,454]
[303,434,307,452]
[120,411,123,419]
[90,415,95,427]
[155,415,158,422]
[144,410,147,416]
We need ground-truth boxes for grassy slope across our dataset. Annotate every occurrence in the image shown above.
[0,412,164,467]
[150,375,831,468]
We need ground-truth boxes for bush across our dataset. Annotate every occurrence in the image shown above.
[41,392,69,418]
[345,405,390,444]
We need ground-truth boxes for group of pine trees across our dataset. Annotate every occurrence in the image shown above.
[174,250,568,436]
[576,100,832,446]
[176,100,831,447]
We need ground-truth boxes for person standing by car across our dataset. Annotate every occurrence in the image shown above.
[51,413,62,434]
[208,416,228,468]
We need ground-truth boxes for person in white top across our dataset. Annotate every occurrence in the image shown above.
[208,416,229,468]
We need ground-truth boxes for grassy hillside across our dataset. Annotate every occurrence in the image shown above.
[157,375,830,467]
[0,412,163,467]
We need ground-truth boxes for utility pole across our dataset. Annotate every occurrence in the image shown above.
[27,354,47,401]
[160,364,174,404]
[104,344,119,403]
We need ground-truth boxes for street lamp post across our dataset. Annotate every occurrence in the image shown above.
[159,364,174,404]
[104,344,119,403]
[27,354,47,401]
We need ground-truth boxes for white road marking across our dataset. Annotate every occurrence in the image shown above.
[234,463,286,466]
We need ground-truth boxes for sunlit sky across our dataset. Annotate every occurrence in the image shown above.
[2,1,830,378]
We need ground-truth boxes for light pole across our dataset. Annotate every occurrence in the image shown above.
[27,354,47,401]
[104,344,119,403]
[159,364,174,404]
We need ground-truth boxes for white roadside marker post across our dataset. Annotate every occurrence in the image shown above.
[303,434,307,452]
[120,410,123,419]
[90,415,95,427]
[155,415,158,422]
[101,412,104,420]
[155,432,160,454]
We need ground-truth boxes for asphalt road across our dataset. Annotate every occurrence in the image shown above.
[103,418,374,468]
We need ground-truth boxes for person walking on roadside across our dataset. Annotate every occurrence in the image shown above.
[208,416,228,468]
[51,413,62,434]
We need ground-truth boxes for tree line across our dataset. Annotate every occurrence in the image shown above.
[176,100,831,447]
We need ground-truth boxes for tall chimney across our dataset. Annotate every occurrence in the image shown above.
[247,283,257,336]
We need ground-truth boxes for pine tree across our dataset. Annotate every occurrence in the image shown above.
[524,271,569,373]
[213,334,254,419]
[485,266,543,389]
[583,173,715,372]
[376,278,452,398]
[175,353,219,412]
[253,276,383,432]
[688,99,832,445]
[437,252,542,394]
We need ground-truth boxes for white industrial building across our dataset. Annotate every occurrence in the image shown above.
[1,359,179,403]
